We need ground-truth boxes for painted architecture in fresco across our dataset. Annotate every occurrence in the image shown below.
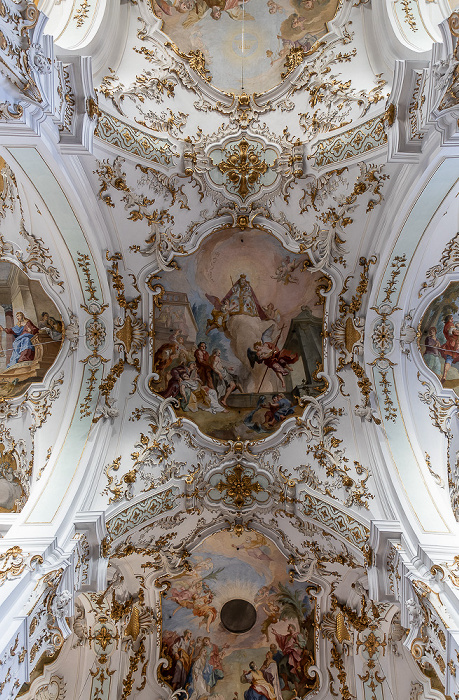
[419,282,459,392]
[0,261,63,400]
[150,228,325,440]
[151,0,340,93]
[159,530,317,700]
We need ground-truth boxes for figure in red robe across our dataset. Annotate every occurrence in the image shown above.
[440,314,459,382]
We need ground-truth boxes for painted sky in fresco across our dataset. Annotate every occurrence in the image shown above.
[152,0,340,93]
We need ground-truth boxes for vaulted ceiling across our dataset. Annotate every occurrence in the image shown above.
[1,1,459,699]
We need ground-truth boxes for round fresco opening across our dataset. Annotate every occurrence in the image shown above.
[220,599,257,633]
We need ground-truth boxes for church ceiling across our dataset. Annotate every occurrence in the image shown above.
[1,1,459,699]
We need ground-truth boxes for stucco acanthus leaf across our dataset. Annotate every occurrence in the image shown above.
[0,162,19,218]
[262,212,343,273]
[420,230,459,296]
[409,681,423,700]
[291,396,374,509]
[286,26,385,137]
[136,163,190,210]
[417,372,457,440]
[406,597,423,631]
[16,220,64,290]
[26,372,64,435]
[98,61,177,114]
[0,0,42,103]
[103,399,181,503]
[94,396,119,422]
[400,310,417,358]
[0,101,24,120]
[72,599,88,647]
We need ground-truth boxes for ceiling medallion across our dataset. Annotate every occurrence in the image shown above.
[208,463,270,510]
[216,139,269,199]
[184,131,303,207]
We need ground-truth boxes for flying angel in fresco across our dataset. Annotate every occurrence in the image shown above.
[271,255,303,285]
[247,324,298,390]
[182,0,254,24]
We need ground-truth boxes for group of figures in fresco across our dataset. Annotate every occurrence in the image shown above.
[151,0,339,92]
[161,531,317,700]
[421,282,459,395]
[152,229,324,440]
[0,262,63,511]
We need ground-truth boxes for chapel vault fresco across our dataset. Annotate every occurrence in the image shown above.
[420,282,459,392]
[150,0,341,93]
[150,227,326,441]
[159,530,318,700]
[0,262,63,400]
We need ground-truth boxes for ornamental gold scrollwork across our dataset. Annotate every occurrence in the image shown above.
[73,0,89,27]
[77,252,109,417]
[329,256,379,421]
[0,546,43,585]
[438,12,459,111]
[0,0,41,103]
[217,140,269,200]
[104,251,148,403]
[420,231,459,296]
[164,41,211,83]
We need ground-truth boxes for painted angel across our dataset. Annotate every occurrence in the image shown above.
[205,294,237,334]
[271,255,302,285]
[247,325,298,389]
[183,0,253,25]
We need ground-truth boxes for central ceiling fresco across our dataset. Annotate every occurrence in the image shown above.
[151,0,341,93]
[151,227,325,440]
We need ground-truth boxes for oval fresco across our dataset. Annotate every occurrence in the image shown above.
[0,261,63,399]
[151,0,341,94]
[150,227,326,441]
[420,281,459,391]
[159,529,318,699]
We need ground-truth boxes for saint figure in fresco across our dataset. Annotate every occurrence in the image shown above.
[271,255,303,285]
[263,394,294,427]
[242,661,277,700]
[440,313,459,383]
[205,275,269,335]
[273,623,311,692]
[222,275,269,319]
[170,629,194,690]
[423,326,442,376]
[0,312,39,368]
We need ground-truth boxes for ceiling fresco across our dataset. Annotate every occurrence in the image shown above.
[159,530,318,700]
[0,263,63,399]
[2,1,459,700]
[150,227,325,440]
[151,0,341,94]
[420,282,459,390]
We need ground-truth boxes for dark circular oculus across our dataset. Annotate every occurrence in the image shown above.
[220,599,257,633]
